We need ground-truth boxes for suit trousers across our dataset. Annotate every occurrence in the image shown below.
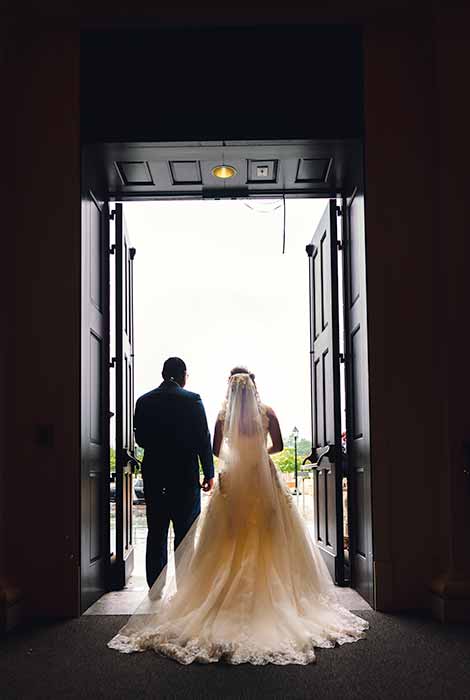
[144,484,201,589]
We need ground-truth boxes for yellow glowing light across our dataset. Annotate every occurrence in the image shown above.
[212,165,237,179]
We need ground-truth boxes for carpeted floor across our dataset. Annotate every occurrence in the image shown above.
[1,611,470,699]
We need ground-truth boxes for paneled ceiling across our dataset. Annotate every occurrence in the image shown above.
[92,140,361,200]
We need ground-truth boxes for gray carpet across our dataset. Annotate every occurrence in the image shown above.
[1,611,470,699]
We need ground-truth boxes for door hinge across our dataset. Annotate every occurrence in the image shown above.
[109,357,116,368]
[337,240,343,251]
[109,209,117,221]
[109,244,116,255]
[339,353,345,363]
[336,205,343,217]
[130,247,136,260]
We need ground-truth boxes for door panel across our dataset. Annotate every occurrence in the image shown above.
[343,188,374,606]
[111,203,136,589]
[90,332,102,443]
[80,191,110,612]
[305,200,345,584]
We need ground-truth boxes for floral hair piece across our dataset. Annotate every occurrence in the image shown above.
[229,373,252,385]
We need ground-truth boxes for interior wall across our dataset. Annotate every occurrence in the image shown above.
[80,25,363,143]
[0,21,9,603]
[363,7,470,610]
[363,19,440,609]
[432,11,470,590]
[5,27,81,616]
[2,5,469,617]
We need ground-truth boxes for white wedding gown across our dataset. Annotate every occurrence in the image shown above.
[108,374,368,665]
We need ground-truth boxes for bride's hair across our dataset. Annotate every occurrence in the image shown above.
[225,366,262,438]
[230,366,255,382]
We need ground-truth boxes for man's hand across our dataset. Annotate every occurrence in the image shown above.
[201,477,214,493]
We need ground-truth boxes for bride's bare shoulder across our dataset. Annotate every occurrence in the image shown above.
[260,404,277,431]
[262,404,277,418]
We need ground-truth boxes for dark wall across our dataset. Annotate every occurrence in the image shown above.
[363,20,439,608]
[3,26,81,617]
[433,15,470,587]
[0,21,10,601]
[81,25,364,142]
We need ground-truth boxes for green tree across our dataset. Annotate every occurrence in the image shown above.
[284,432,311,456]
[271,447,296,473]
[269,434,312,473]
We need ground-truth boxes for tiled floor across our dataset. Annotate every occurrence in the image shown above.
[335,587,372,610]
[84,575,148,615]
[84,582,370,615]
[85,496,372,616]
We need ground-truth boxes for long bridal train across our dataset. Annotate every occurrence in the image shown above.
[108,375,368,665]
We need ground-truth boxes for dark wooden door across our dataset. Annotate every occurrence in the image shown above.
[80,190,110,612]
[305,200,345,584]
[111,203,136,588]
[307,200,344,585]
[342,188,374,605]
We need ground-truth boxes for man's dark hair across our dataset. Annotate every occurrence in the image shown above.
[162,357,187,381]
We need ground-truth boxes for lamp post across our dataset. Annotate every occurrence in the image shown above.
[293,426,299,498]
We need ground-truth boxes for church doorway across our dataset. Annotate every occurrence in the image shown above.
[79,24,372,615]
[80,140,372,614]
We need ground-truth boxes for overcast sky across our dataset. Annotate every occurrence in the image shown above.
[124,198,328,441]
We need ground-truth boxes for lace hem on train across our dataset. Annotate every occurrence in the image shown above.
[108,601,368,665]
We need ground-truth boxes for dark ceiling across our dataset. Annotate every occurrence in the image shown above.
[80,25,364,143]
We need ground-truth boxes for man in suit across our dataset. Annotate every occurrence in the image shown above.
[134,357,214,588]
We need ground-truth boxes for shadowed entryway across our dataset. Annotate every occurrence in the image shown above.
[4,6,470,642]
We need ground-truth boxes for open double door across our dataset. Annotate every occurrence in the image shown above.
[80,191,373,611]
[81,199,136,611]
[305,193,373,605]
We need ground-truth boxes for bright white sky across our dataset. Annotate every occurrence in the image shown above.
[124,198,328,441]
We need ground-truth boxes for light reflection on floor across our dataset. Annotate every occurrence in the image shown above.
[86,488,371,615]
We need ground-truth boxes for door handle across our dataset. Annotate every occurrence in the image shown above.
[317,445,336,466]
[125,451,141,474]
[303,444,337,468]
[463,441,470,494]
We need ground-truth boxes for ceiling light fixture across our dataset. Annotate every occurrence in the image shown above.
[212,165,237,179]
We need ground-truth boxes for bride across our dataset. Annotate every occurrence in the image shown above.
[108,367,368,665]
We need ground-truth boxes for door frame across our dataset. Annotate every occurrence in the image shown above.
[79,140,374,611]
[341,187,374,605]
[110,204,137,590]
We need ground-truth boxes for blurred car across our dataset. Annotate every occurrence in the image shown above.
[133,478,145,505]
[109,476,145,505]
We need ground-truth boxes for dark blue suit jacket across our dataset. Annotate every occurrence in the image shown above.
[134,381,214,492]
